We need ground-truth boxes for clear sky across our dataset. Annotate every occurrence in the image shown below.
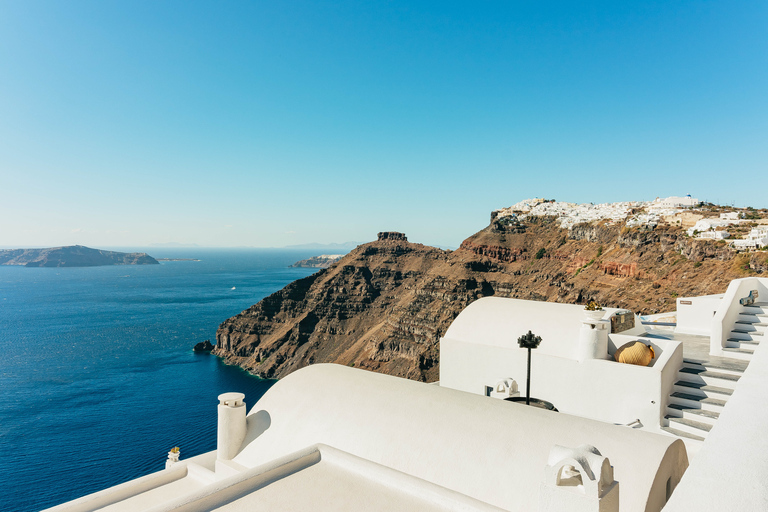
[1,1,766,249]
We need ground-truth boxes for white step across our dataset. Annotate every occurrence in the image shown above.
[661,425,705,442]
[667,403,719,426]
[725,338,760,350]
[673,381,733,400]
[722,347,755,360]
[682,359,746,378]
[677,367,740,389]
[738,312,768,323]
[741,303,768,315]
[729,329,764,341]
[669,391,727,413]
[665,415,712,437]
[733,321,768,332]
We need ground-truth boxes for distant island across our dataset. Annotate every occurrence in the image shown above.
[157,258,201,262]
[290,254,344,268]
[0,245,159,267]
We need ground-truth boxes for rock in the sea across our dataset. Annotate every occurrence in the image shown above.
[193,340,215,352]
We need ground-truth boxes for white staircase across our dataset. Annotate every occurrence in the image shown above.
[723,301,768,359]
[663,357,747,441]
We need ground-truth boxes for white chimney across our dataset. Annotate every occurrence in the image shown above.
[217,392,246,461]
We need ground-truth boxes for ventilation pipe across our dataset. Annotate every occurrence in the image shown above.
[217,392,246,461]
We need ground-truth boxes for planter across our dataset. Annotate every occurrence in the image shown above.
[584,310,605,321]
[504,397,559,411]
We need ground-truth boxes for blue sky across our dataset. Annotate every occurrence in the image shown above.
[1,1,766,249]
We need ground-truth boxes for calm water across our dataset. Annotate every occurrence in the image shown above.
[0,249,318,512]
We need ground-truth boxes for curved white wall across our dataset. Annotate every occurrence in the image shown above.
[235,364,687,512]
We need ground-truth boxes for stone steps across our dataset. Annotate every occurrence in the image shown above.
[682,358,747,377]
[667,403,720,426]
[660,425,705,442]
[673,380,733,399]
[723,346,755,359]
[665,415,713,437]
[668,391,727,413]
[678,367,740,388]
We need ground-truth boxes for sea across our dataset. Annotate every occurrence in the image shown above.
[0,249,320,512]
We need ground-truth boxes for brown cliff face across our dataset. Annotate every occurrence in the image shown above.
[215,221,767,382]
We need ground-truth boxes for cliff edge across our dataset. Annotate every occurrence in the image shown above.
[215,219,768,382]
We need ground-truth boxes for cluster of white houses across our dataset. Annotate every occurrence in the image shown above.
[45,276,768,512]
[495,197,768,249]
[494,196,700,230]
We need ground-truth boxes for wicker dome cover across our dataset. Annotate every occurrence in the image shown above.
[614,341,654,366]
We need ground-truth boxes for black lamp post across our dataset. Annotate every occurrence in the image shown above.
[517,330,542,405]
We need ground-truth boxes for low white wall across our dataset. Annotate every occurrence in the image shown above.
[710,278,768,356]
[440,336,682,428]
[675,294,723,336]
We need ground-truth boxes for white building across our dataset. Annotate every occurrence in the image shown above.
[696,230,729,240]
[731,227,768,249]
[45,277,768,512]
[653,195,699,208]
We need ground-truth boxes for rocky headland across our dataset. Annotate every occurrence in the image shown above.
[0,245,159,267]
[215,205,768,383]
[290,254,345,268]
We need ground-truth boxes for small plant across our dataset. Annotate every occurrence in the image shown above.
[585,301,603,311]
[535,248,546,259]
[596,246,603,258]
[694,261,702,268]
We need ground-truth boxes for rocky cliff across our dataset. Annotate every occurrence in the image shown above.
[0,245,159,267]
[215,222,768,382]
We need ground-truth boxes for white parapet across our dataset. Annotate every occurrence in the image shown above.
[217,392,246,461]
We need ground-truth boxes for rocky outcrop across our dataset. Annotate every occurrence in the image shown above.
[459,241,525,262]
[0,245,159,267]
[215,219,767,383]
[377,231,408,241]
[193,340,214,352]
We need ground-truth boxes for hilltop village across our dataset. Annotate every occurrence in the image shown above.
[495,196,768,248]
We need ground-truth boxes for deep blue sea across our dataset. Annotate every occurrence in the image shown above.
[0,249,319,512]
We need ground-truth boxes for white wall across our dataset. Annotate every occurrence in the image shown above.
[710,278,768,356]
[443,298,644,360]
[440,335,682,428]
[675,294,723,336]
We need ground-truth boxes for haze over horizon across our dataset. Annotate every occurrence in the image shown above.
[1,1,766,249]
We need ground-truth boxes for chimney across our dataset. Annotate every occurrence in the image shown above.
[217,392,246,461]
